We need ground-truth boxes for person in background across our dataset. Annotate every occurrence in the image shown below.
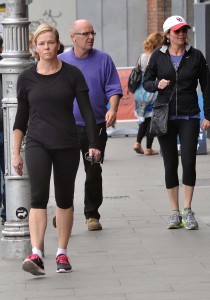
[0,35,6,225]
[13,23,101,276]
[29,32,39,61]
[57,19,122,231]
[143,16,210,230]
[133,32,163,155]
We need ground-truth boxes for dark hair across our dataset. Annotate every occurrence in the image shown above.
[163,32,169,45]
[0,35,3,47]
[57,42,64,54]
[163,30,189,45]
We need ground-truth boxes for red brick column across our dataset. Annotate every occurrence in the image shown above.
[147,0,171,34]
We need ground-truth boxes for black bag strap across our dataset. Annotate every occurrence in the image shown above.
[136,55,141,68]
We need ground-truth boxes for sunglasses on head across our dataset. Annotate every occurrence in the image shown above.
[173,27,188,34]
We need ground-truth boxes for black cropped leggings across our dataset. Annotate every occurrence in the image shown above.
[158,118,200,189]
[25,145,80,209]
[137,117,154,149]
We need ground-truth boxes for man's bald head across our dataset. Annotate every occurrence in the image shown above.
[70,19,93,35]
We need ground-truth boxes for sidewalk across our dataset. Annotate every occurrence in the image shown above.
[1,135,210,300]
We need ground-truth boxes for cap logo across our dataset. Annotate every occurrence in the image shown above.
[176,17,183,22]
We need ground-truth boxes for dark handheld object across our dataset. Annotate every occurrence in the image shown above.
[149,85,176,137]
[85,152,101,164]
[128,65,142,94]
[91,155,95,165]
[149,103,169,137]
[85,153,97,164]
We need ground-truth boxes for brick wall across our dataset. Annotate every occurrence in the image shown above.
[147,0,171,34]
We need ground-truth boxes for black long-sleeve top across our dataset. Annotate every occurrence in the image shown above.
[143,45,210,120]
[13,61,100,149]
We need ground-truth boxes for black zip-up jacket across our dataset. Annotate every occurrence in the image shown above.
[0,55,3,131]
[143,45,210,120]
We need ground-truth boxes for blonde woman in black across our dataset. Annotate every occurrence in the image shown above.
[13,24,101,276]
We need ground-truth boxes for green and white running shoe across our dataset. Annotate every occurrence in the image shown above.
[181,209,199,230]
[167,211,182,229]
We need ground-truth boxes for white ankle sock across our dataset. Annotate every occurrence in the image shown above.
[56,248,67,257]
[32,247,43,259]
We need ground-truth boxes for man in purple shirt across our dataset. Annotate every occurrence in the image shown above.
[57,19,122,231]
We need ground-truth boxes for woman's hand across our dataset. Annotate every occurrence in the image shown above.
[201,118,210,131]
[13,129,25,176]
[88,148,101,164]
[158,79,170,90]
[13,154,24,176]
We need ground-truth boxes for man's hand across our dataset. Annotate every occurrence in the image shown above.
[105,109,117,128]
[106,95,120,127]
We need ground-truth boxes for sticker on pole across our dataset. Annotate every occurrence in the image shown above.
[16,207,28,219]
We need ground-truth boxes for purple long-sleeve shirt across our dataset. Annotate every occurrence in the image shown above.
[58,48,122,125]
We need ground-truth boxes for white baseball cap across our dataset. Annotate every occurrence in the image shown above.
[163,15,191,32]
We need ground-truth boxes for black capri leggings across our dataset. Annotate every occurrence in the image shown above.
[137,117,154,149]
[158,118,200,189]
[25,144,80,209]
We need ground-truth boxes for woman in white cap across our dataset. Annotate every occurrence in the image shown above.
[143,16,210,230]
